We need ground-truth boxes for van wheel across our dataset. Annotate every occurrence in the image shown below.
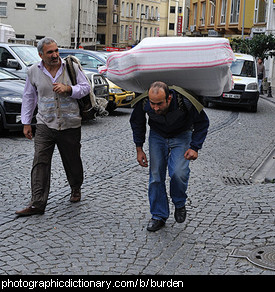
[250,104,257,113]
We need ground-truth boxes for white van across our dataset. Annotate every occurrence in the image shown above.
[203,53,259,112]
[0,43,40,79]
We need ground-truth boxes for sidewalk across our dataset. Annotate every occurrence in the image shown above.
[257,92,275,183]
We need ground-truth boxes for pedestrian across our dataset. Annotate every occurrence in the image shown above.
[257,57,265,93]
[130,81,209,231]
[15,37,91,217]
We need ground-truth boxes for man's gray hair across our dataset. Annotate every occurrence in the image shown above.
[37,37,57,55]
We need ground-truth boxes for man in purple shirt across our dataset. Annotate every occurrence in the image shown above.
[16,37,91,217]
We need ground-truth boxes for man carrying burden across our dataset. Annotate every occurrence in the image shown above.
[130,81,209,231]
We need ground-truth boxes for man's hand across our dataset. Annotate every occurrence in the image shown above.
[184,149,198,161]
[53,83,72,94]
[23,124,33,140]
[136,147,148,167]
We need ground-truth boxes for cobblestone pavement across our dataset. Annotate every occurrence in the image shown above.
[0,97,274,275]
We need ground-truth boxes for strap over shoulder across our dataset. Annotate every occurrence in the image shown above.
[131,85,204,113]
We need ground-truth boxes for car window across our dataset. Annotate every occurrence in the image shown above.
[10,46,40,66]
[0,48,15,68]
[61,52,104,69]
[230,59,256,77]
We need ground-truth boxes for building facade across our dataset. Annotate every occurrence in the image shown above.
[97,0,161,50]
[0,0,97,48]
[159,0,188,37]
[187,0,268,38]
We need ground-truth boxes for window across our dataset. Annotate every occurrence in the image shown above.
[15,2,26,8]
[125,25,129,40]
[65,53,104,69]
[121,2,125,17]
[130,3,133,17]
[220,0,227,24]
[0,48,15,68]
[36,35,45,40]
[97,34,106,45]
[169,23,175,30]
[230,0,240,23]
[254,0,266,23]
[135,25,139,40]
[112,34,117,45]
[193,3,197,26]
[98,12,106,24]
[36,4,46,10]
[170,6,175,13]
[145,6,149,19]
[144,27,148,38]
[230,59,256,78]
[126,3,129,17]
[210,0,216,25]
[113,13,118,24]
[120,25,124,41]
[155,7,159,20]
[136,4,140,18]
[201,1,206,26]
[98,0,107,5]
[0,2,7,16]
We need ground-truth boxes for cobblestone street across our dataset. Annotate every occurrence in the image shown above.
[0,97,274,275]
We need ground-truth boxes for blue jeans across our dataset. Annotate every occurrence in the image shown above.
[148,129,192,221]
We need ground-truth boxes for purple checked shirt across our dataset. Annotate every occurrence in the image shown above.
[21,58,91,125]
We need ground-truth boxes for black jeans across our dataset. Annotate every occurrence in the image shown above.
[30,124,83,210]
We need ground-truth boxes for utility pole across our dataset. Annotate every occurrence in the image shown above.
[77,0,81,48]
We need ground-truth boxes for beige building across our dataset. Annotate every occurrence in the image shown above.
[0,0,97,49]
[159,0,188,37]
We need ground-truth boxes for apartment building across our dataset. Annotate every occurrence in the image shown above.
[0,0,97,48]
[159,0,188,37]
[97,0,161,50]
[188,0,267,38]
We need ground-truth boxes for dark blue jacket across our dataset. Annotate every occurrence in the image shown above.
[130,90,209,152]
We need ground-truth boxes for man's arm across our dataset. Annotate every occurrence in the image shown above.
[21,77,38,139]
[69,68,91,99]
[53,67,90,98]
[130,101,148,167]
[136,146,148,167]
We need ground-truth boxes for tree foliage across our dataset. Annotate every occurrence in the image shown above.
[230,34,275,59]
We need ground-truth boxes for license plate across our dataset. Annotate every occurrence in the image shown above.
[223,93,241,99]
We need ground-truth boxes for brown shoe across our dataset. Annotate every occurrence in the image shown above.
[70,189,81,202]
[15,206,44,217]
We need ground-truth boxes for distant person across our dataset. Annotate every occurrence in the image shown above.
[16,37,90,217]
[257,57,265,93]
[130,81,209,231]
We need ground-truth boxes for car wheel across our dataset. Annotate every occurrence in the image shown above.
[250,104,257,113]
[202,97,210,108]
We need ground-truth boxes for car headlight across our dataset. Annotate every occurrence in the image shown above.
[2,96,22,103]
[246,83,258,91]
[109,88,124,94]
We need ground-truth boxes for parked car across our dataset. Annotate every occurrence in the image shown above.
[0,69,36,132]
[202,53,259,112]
[59,48,135,111]
[0,67,109,133]
[0,43,40,79]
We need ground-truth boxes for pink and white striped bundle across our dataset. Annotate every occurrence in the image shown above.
[99,37,235,96]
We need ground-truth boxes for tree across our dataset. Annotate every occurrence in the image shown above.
[230,34,275,59]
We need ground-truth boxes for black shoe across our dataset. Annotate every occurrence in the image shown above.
[147,218,165,232]
[174,205,186,223]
